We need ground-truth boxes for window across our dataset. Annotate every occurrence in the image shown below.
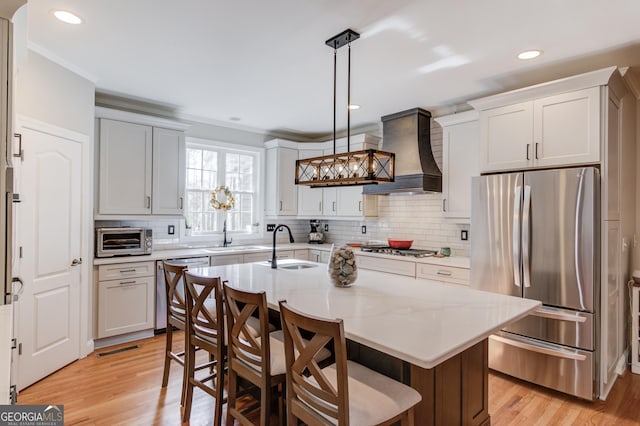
[185,139,261,236]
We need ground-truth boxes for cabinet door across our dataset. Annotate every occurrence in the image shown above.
[152,127,185,215]
[533,87,600,168]
[265,147,298,216]
[479,102,533,173]
[297,149,324,217]
[601,221,621,392]
[99,119,152,214]
[442,120,479,219]
[323,188,337,216]
[98,275,155,338]
[336,186,363,216]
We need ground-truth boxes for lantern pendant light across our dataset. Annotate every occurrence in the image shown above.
[295,29,395,188]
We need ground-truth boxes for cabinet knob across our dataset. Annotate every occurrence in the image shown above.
[535,143,539,160]
[71,258,83,266]
[442,199,447,212]
[146,196,151,208]
[526,144,530,161]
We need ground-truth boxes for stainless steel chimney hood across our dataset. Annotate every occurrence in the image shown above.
[363,108,442,195]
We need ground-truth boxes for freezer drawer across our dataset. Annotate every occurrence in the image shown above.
[489,332,595,400]
[503,306,594,351]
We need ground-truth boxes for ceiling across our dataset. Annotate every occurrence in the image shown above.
[25,0,640,139]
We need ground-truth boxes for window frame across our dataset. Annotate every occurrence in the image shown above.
[182,137,265,243]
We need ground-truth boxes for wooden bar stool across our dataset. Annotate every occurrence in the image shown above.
[182,272,226,425]
[223,283,288,426]
[279,300,422,426]
[160,262,189,404]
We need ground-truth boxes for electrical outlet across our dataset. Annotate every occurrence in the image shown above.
[168,225,175,235]
[361,225,367,234]
[461,230,468,241]
[324,224,329,232]
[266,224,276,232]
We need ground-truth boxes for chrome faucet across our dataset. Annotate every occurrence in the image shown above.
[223,220,232,247]
[271,224,295,269]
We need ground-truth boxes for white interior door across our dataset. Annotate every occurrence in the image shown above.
[16,126,81,390]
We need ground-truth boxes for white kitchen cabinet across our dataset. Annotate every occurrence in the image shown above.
[98,119,153,215]
[297,148,324,217]
[416,263,470,286]
[152,127,185,215]
[601,221,622,396]
[355,254,416,277]
[243,250,295,263]
[323,135,379,219]
[265,141,298,217]
[97,261,155,338]
[434,111,479,220]
[96,108,189,216]
[210,254,244,266]
[472,85,601,173]
[309,248,330,263]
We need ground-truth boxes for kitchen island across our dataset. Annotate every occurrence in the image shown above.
[192,259,540,425]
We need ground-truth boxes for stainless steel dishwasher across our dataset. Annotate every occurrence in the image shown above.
[155,256,210,332]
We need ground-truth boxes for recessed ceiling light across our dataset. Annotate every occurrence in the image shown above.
[517,50,543,60]
[52,10,83,25]
[348,104,360,110]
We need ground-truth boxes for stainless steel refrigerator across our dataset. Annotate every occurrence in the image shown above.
[471,167,599,400]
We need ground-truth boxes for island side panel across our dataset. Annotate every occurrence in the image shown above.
[410,339,490,426]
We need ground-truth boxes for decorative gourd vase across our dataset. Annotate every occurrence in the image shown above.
[328,245,357,287]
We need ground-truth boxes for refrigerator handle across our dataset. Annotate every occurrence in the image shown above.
[522,185,532,288]
[513,185,522,288]
[490,335,587,361]
[574,168,586,310]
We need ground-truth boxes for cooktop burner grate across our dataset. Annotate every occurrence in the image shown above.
[360,246,438,258]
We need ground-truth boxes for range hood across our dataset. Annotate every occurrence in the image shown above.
[363,108,442,195]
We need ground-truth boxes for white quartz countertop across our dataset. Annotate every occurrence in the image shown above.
[190,260,539,369]
[93,243,470,269]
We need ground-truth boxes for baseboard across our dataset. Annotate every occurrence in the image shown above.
[615,350,628,375]
[82,339,95,358]
[93,329,154,349]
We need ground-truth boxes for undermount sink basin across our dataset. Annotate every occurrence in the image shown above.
[280,263,317,270]
[256,259,319,270]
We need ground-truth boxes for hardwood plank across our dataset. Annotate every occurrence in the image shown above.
[17,333,640,425]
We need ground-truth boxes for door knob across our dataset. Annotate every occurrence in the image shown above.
[71,258,83,266]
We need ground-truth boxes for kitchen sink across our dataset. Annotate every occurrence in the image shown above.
[280,263,317,270]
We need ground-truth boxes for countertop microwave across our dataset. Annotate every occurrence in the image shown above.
[95,227,152,258]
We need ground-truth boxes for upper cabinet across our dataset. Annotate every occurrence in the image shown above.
[152,127,185,215]
[96,107,189,217]
[434,111,479,220]
[266,134,379,219]
[265,140,298,217]
[469,68,617,174]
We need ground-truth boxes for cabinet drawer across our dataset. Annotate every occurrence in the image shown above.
[98,275,155,338]
[98,260,155,281]
[356,255,416,277]
[416,263,470,285]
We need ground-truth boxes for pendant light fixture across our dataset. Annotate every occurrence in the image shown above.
[295,29,395,188]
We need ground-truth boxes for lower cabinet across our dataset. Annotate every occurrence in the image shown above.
[309,249,330,263]
[210,254,244,266]
[97,261,155,338]
[416,263,470,286]
[356,254,416,277]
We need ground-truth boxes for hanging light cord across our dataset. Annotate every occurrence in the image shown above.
[347,39,351,152]
[333,44,337,155]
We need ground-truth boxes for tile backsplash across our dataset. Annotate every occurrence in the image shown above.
[321,193,470,257]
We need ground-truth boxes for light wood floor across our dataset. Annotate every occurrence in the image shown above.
[18,333,640,425]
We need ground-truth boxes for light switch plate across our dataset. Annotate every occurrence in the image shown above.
[168,225,175,235]
[267,224,276,232]
[461,230,468,241]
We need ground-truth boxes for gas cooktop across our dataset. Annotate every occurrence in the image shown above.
[360,245,438,258]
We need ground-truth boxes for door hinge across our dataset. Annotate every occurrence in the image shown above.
[18,342,22,355]
[11,338,16,350]
[13,133,23,161]
[12,193,20,203]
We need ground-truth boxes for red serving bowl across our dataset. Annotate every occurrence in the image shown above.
[388,239,413,249]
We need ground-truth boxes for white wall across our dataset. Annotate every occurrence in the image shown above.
[16,50,94,135]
